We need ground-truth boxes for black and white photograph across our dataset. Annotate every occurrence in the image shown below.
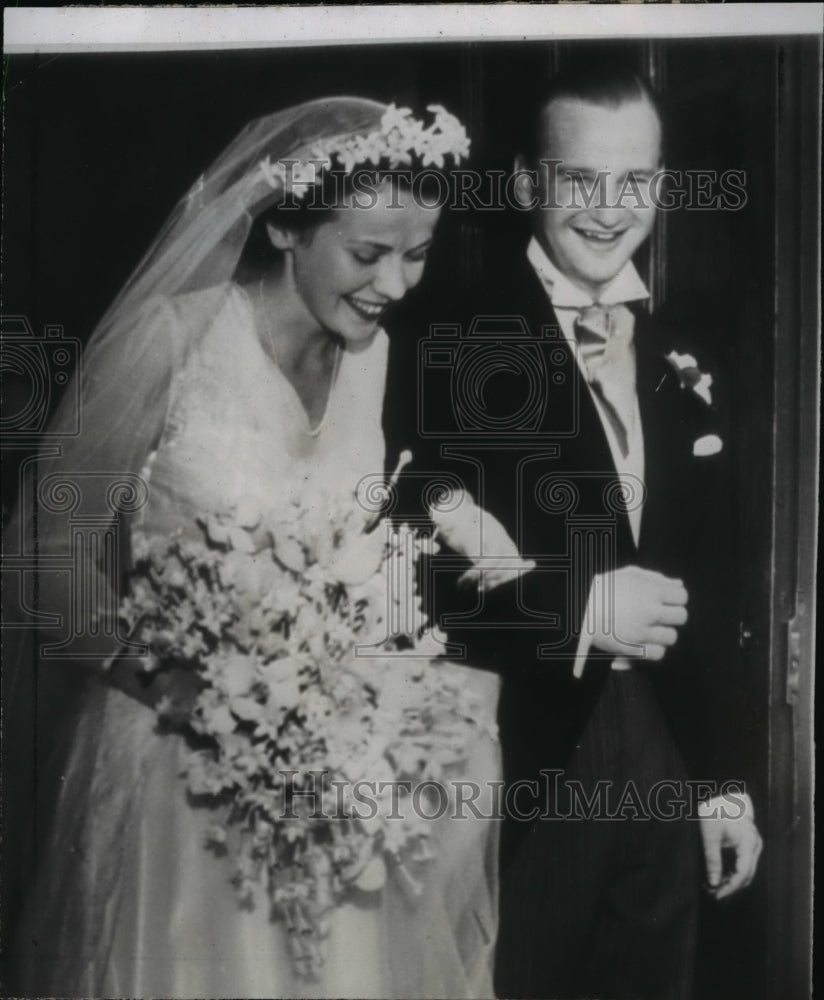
[1,6,819,999]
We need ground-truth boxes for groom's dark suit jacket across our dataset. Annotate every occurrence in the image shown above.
[383,258,742,814]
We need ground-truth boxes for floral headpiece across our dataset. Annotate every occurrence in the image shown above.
[258,103,470,199]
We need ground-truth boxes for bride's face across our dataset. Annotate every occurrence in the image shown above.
[282,182,441,345]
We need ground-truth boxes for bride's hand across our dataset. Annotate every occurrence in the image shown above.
[430,488,535,592]
[456,557,536,593]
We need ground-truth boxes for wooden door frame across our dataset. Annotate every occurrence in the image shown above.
[767,36,819,1000]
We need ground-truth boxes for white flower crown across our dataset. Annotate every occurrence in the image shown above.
[258,103,470,199]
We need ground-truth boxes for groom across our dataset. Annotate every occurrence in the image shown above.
[404,67,763,1000]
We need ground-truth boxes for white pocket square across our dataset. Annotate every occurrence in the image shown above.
[693,434,723,457]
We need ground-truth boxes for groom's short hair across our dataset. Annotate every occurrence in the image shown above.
[519,63,663,166]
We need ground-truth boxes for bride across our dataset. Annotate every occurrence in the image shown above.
[5,97,503,998]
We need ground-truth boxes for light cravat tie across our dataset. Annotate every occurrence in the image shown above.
[573,303,636,458]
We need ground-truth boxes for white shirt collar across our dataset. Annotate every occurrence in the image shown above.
[526,236,650,309]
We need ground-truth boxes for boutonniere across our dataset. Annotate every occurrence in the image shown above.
[664,350,714,406]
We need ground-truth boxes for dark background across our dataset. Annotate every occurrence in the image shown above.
[2,36,818,999]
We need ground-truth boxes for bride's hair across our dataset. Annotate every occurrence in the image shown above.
[236,156,453,281]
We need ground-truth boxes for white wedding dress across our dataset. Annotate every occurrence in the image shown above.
[13,283,500,999]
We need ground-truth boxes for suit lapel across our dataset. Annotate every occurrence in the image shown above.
[514,262,638,556]
[633,309,686,558]
[515,264,616,452]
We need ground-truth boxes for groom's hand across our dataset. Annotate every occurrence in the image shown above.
[587,566,689,661]
[699,792,763,900]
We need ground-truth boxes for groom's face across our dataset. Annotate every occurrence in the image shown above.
[532,96,661,296]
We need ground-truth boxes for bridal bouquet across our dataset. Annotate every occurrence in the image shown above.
[118,468,484,977]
